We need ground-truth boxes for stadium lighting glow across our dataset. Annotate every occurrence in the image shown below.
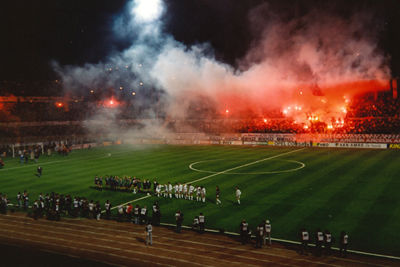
[132,0,164,23]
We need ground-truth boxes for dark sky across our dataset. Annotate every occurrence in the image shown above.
[1,0,399,82]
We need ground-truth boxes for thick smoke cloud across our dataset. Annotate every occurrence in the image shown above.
[54,0,390,135]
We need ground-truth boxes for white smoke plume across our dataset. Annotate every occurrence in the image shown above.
[54,0,390,136]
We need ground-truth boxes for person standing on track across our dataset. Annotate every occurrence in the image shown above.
[235,186,241,205]
[198,212,205,233]
[240,219,249,245]
[264,219,271,246]
[134,204,140,224]
[152,201,161,226]
[140,205,147,224]
[256,222,264,248]
[315,228,324,256]
[145,221,153,246]
[324,230,332,255]
[339,231,349,257]
[300,228,310,255]
[175,210,183,233]
[17,192,22,208]
[95,201,101,220]
[105,200,111,220]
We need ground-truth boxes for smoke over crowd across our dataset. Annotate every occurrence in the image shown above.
[54,0,391,136]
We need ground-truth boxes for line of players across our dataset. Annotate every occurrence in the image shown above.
[94,176,209,203]
[94,175,154,193]
[94,175,243,207]
[156,182,207,203]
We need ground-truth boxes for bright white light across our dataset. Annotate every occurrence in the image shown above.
[132,0,163,23]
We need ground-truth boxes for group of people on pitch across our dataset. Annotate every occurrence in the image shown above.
[94,175,154,194]
[93,175,212,203]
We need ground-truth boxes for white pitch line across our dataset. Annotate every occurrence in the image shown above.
[111,148,305,209]
[188,148,305,184]
[0,159,74,171]
[0,149,133,172]
[106,195,151,212]
[189,159,306,175]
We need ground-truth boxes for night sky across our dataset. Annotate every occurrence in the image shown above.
[1,0,399,84]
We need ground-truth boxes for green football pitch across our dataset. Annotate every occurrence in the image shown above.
[1,144,399,256]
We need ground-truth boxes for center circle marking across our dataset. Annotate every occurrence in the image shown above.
[189,159,305,175]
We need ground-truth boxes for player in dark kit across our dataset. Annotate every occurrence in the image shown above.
[215,186,221,205]
[37,166,42,177]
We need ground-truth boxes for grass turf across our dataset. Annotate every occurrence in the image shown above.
[0,144,399,256]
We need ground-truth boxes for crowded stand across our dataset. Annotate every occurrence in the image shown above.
[1,84,400,138]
